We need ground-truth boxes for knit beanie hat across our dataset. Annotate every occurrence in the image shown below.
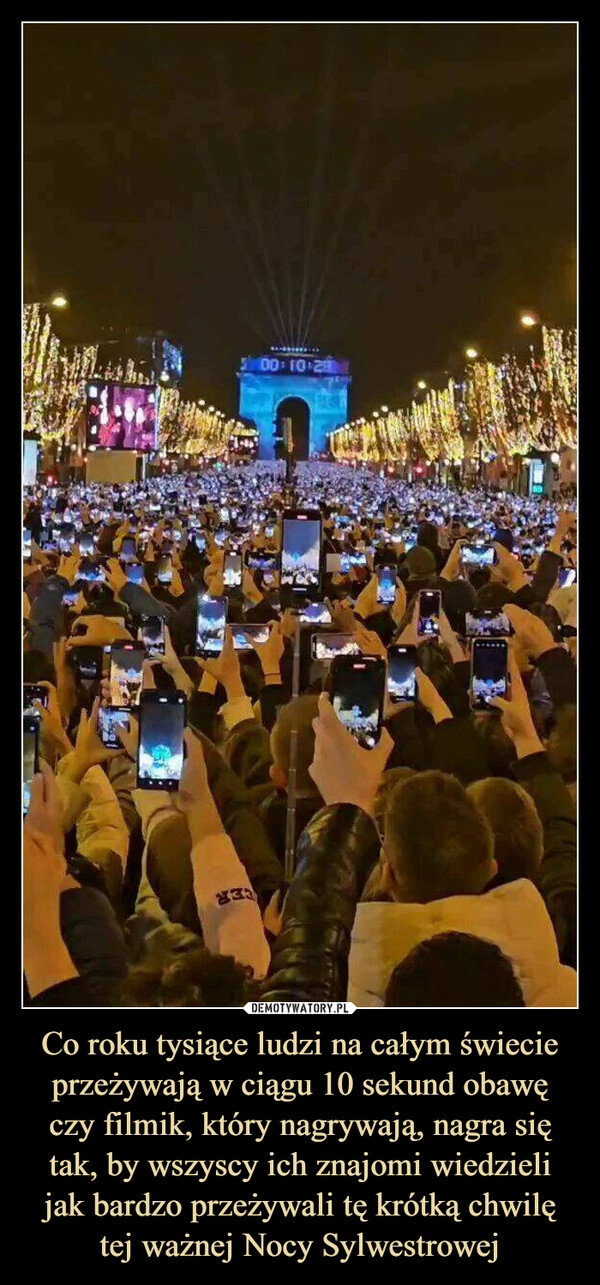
[405,545,436,578]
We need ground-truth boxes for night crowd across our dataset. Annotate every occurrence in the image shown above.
[23,461,577,1007]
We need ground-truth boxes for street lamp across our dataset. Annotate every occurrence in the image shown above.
[520,312,538,329]
[417,379,427,391]
[50,294,68,309]
[465,347,479,361]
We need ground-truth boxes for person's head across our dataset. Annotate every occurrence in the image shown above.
[476,582,514,612]
[404,545,436,580]
[382,770,496,902]
[23,648,56,686]
[441,578,477,635]
[385,932,525,1007]
[472,709,515,776]
[467,778,543,884]
[118,944,251,1007]
[269,694,320,795]
[374,766,416,832]
[417,520,439,553]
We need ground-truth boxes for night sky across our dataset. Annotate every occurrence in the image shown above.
[24,23,576,417]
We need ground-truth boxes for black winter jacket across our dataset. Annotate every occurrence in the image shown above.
[261,804,381,1001]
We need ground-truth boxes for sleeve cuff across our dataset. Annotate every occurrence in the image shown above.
[221,695,256,731]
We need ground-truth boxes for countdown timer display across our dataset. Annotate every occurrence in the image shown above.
[241,353,350,377]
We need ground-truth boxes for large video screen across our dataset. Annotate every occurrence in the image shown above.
[86,381,157,452]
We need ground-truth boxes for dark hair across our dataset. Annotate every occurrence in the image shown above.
[23,649,56,685]
[417,521,439,552]
[385,932,526,1007]
[117,943,251,1007]
[476,582,514,611]
[384,770,494,900]
[467,778,543,883]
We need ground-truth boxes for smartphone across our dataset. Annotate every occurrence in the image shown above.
[462,543,496,567]
[350,551,368,567]
[465,609,511,638]
[387,644,418,703]
[231,623,271,651]
[23,684,49,720]
[189,532,207,553]
[558,567,576,588]
[70,645,104,682]
[377,565,397,606]
[470,638,509,710]
[23,715,40,815]
[157,555,173,585]
[77,558,103,584]
[109,644,145,707]
[311,632,360,661]
[330,655,386,749]
[196,594,227,657]
[298,601,332,625]
[281,509,322,595]
[214,528,227,546]
[63,588,80,608]
[99,705,131,750]
[120,536,137,563]
[78,533,95,555]
[326,553,342,574]
[223,553,243,589]
[137,690,186,790]
[416,589,441,638]
[138,615,166,657]
[23,528,32,560]
[246,550,278,571]
[127,562,144,585]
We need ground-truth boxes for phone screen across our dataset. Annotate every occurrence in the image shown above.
[23,716,39,814]
[138,615,166,656]
[127,562,144,585]
[281,512,322,593]
[78,533,95,555]
[417,590,441,637]
[230,624,271,651]
[109,644,145,707]
[298,601,332,625]
[465,610,511,638]
[99,706,131,749]
[330,656,386,749]
[377,565,397,605]
[137,692,186,790]
[23,685,49,718]
[558,567,576,588]
[157,555,173,584]
[470,639,509,710]
[223,553,243,588]
[79,558,104,583]
[247,550,277,571]
[23,528,32,559]
[196,595,227,656]
[189,532,207,553]
[311,632,360,661]
[462,543,495,567]
[120,539,137,563]
[387,645,418,702]
[71,646,104,681]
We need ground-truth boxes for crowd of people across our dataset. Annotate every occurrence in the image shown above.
[23,461,577,1007]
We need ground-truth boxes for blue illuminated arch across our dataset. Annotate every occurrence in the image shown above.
[238,350,351,459]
